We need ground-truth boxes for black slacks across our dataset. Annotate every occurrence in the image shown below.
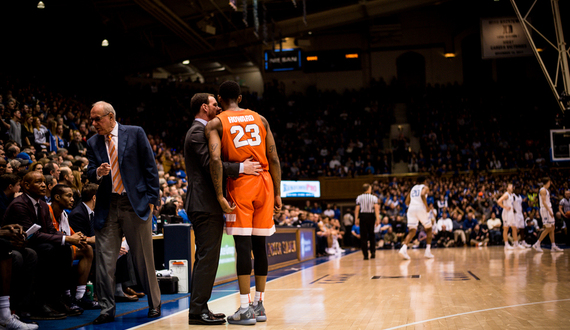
[360,213,376,258]
[32,243,72,303]
[11,248,37,312]
[188,211,224,315]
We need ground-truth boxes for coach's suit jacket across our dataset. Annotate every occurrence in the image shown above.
[86,123,160,230]
[184,119,239,215]
[69,202,94,238]
[184,119,239,315]
[2,194,63,246]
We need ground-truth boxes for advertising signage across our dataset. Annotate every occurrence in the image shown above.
[264,48,302,72]
[280,180,321,198]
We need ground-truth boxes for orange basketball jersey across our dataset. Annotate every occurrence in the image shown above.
[217,109,268,169]
[217,109,275,236]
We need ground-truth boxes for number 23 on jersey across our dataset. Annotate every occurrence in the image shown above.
[230,124,261,148]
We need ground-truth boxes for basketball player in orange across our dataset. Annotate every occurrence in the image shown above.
[206,81,281,325]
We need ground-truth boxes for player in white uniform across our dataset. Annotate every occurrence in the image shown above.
[497,183,525,250]
[399,176,433,260]
[533,178,564,252]
[513,186,530,248]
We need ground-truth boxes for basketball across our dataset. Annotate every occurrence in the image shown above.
[565,211,570,218]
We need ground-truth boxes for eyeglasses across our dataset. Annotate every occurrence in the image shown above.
[91,113,111,123]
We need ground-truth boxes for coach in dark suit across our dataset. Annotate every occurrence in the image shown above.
[185,93,261,325]
[86,101,161,325]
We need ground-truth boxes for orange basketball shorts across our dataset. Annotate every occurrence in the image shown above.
[225,171,276,236]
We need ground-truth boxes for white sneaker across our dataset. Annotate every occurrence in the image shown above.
[504,243,514,250]
[398,247,410,260]
[551,245,564,252]
[325,248,335,255]
[521,241,531,248]
[533,242,543,253]
[424,251,434,259]
[515,243,527,249]
[0,314,39,330]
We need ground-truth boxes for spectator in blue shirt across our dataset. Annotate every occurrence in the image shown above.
[463,212,478,238]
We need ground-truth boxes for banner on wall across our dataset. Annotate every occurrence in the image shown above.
[280,180,320,198]
[481,17,532,59]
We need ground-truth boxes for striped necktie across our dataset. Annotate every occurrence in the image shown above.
[107,134,124,194]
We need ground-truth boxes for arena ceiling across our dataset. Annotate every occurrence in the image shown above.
[4,0,462,80]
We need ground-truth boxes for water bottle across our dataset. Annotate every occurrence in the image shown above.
[86,281,94,300]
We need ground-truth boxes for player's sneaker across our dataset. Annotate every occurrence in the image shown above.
[515,243,527,249]
[533,242,543,253]
[551,245,564,252]
[251,301,266,322]
[227,306,256,325]
[424,251,434,259]
[398,246,410,260]
[504,243,514,250]
[521,241,531,248]
[0,314,39,330]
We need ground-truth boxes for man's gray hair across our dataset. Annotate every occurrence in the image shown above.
[92,101,116,117]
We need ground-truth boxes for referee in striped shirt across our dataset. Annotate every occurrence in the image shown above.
[355,183,380,260]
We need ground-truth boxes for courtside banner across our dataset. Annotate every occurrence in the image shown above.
[280,180,321,198]
[481,17,532,59]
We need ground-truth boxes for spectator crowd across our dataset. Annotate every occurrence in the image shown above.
[273,169,570,255]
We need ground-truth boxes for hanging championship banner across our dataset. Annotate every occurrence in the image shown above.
[253,0,259,37]
[242,0,248,27]
[302,0,307,26]
[481,17,532,59]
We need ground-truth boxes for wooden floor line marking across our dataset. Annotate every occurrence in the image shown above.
[383,298,570,330]
[309,274,329,284]
[467,270,480,280]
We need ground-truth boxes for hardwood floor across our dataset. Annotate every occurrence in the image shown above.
[132,246,570,330]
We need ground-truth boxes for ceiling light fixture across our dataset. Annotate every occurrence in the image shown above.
[444,53,456,58]
[37,1,45,9]
[101,39,109,47]
[182,60,190,65]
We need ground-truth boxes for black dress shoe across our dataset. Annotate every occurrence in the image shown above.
[371,254,376,259]
[363,256,369,260]
[148,303,161,318]
[29,304,67,320]
[93,313,115,325]
[209,310,226,319]
[75,296,100,310]
[50,298,83,316]
[115,294,139,302]
[188,312,225,325]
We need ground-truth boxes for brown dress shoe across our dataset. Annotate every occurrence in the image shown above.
[114,293,139,302]
[124,287,145,298]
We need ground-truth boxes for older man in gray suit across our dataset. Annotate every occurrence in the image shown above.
[184,93,261,325]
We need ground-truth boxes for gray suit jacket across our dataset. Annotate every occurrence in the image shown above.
[184,119,239,215]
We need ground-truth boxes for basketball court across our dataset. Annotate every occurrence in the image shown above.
[118,246,570,330]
